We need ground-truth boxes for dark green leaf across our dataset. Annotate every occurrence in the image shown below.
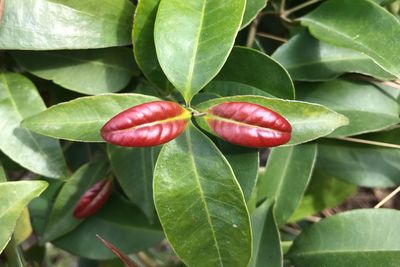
[258,143,317,225]
[154,0,246,103]
[195,95,348,146]
[11,48,139,95]
[0,0,134,49]
[296,79,400,137]
[241,0,268,28]
[215,46,294,99]
[107,145,160,223]
[154,123,251,267]
[288,209,400,267]
[205,81,274,98]
[0,73,67,178]
[272,31,394,81]
[22,94,159,142]
[301,0,400,78]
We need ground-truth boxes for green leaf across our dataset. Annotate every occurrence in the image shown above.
[42,161,108,242]
[53,194,164,260]
[107,145,160,223]
[249,200,282,267]
[0,160,6,182]
[359,128,400,146]
[22,94,159,142]
[205,81,274,98]
[272,31,394,81]
[154,0,246,103]
[296,79,400,137]
[215,47,295,99]
[315,139,400,188]
[132,0,171,91]
[0,0,134,49]
[241,0,268,28]
[301,0,400,78]
[289,171,357,223]
[195,95,349,146]
[11,48,139,95]
[258,143,317,226]
[288,209,400,267]
[13,208,32,245]
[3,238,24,267]
[154,123,252,267]
[0,73,67,178]
[0,181,48,253]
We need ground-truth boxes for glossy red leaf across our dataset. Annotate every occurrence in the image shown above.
[96,235,140,267]
[206,102,292,148]
[101,101,191,147]
[73,179,112,219]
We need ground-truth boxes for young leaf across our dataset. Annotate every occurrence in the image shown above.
[154,123,252,267]
[249,200,282,267]
[272,31,395,81]
[258,143,317,226]
[42,161,108,242]
[0,73,67,178]
[22,94,159,142]
[0,0,134,49]
[301,0,400,78]
[195,95,348,146]
[288,209,400,267]
[215,47,295,99]
[107,145,160,222]
[132,0,171,91]
[297,79,400,137]
[0,181,48,253]
[241,0,268,29]
[11,48,139,95]
[154,0,246,103]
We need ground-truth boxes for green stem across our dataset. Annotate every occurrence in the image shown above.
[283,0,323,16]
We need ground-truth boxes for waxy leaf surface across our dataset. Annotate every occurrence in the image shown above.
[101,101,191,147]
[154,123,252,267]
[22,94,159,142]
[241,0,268,28]
[0,0,134,49]
[154,0,246,102]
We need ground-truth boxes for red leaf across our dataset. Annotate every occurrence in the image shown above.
[101,101,191,147]
[206,102,292,148]
[96,235,140,267]
[73,179,112,219]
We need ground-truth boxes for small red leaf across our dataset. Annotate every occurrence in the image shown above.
[73,179,112,219]
[206,102,292,148]
[101,101,191,147]
[96,235,140,267]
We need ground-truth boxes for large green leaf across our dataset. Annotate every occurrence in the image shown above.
[272,31,394,81]
[42,161,108,242]
[205,81,274,98]
[316,139,400,188]
[53,194,164,260]
[132,0,171,91]
[289,171,357,223]
[107,145,160,223]
[215,47,295,99]
[154,123,252,267]
[0,73,67,178]
[288,209,400,267]
[0,0,134,50]
[22,94,159,142]
[296,79,400,137]
[11,48,139,95]
[301,0,400,78]
[258,143,317,226]
[249,200,282,267]
[241,0,268,28]
[154,0,246,103]
[0,181,48,253]
[195,95,348,146]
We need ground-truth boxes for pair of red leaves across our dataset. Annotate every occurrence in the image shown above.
[101,101,292,148]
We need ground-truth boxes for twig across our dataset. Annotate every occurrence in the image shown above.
[281,225,301,236]
[280,0,286,14]
[283,0,323,16]
[246,13,262,47]
[375,186,400,208]
[335,137,400,149]
[256,32,288,43]
[381,80,400,90]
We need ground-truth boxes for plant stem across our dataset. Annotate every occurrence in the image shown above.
[246,14,262,47]
[374,186,400,208]
[280,0,286,14]
[283,0,323,16]
[256,32,288,43]
[335,137,400,149]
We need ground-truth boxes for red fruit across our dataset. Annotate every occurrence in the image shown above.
[101,101,191,147]
[73,179,112,219]
[206,102,292,148]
